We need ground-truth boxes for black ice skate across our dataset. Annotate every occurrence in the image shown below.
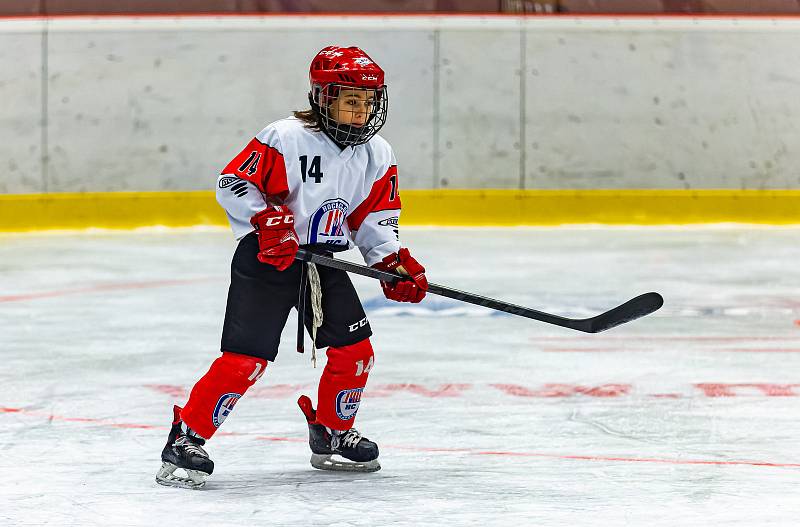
[155,405,214,490]
[298,395,380,473]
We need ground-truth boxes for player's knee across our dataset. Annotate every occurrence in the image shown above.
[218,351,268,385]
[180,352,268,438]
[326,338,374,376]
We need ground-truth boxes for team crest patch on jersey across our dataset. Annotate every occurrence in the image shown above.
[309,199,349,246]
[212,392,241,427]
[335,388,363,420]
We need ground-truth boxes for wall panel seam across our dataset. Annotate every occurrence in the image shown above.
[40,17,48,193]
[433,28,440,189]
[519,26,526,190]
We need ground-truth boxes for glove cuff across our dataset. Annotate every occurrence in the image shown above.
[373,252,401,273]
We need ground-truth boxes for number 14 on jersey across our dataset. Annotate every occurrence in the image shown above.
[299,155,324,183]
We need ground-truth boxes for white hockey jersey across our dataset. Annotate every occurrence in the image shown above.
[216,117,402,266]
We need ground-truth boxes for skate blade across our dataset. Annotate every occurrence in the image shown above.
[310,453,381,473]
[155,461,209,490]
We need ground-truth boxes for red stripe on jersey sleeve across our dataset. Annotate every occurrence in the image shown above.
[221,138,289,201]
[347,165,401,231]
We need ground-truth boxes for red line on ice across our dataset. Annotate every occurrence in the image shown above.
[0,277,218,303]
[542,348,630,353]
[2,406,798,469]
[723,348,800,353]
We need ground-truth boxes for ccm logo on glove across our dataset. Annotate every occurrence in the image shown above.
[262,215,295,227]
[250,206,300,271]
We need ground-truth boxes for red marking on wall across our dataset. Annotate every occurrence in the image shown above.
[0,277,218,303]
[3,406,797,469]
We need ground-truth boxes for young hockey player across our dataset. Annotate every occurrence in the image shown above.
[156,46,428,489]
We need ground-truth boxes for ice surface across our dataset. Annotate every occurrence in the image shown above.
[1,226,799,526]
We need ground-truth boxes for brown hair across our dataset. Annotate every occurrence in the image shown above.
[293,109,322,131]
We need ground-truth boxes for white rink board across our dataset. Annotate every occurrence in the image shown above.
[525,29,800,189]
[1,227,799,526]
[5,16,800,193]
[0,28,42,193]
[45,26,434,192]
[438,29,522,189]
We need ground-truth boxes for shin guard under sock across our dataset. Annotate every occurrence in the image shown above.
[316,339,374,430]
[180,351,267,439]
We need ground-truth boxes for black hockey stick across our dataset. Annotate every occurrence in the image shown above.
[295,249,663,333]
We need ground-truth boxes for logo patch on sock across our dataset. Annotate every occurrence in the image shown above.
[212,392,241,427]
[335,388,363,420]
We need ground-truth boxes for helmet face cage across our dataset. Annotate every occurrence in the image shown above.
[312,83,388,147]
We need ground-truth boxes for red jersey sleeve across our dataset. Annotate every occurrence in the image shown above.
[347,165,401,231]
[221,134,289,202]
[348,164,402,266]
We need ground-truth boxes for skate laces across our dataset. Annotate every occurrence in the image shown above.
[336,429,363,449]
[174,435,209,458]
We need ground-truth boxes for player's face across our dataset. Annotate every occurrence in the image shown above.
[328,89,376,127]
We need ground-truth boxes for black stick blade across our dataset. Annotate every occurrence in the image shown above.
[583,292,664,333]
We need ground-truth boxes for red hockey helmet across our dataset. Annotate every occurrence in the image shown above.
[308,46,388,147]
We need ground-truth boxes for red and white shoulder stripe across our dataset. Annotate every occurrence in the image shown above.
[220,126,289,202]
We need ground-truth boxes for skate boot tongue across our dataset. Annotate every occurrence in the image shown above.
[181,422,207,445]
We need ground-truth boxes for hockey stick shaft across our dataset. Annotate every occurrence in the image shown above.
[295,249,663,333]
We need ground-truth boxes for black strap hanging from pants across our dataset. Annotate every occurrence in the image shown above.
[296,261,308,354]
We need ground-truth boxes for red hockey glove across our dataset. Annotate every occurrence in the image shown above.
[250,205,299,271]
[372,248,428,303]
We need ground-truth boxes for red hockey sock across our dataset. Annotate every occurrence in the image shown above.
[315,339,374,430]
[180,351,267,439]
